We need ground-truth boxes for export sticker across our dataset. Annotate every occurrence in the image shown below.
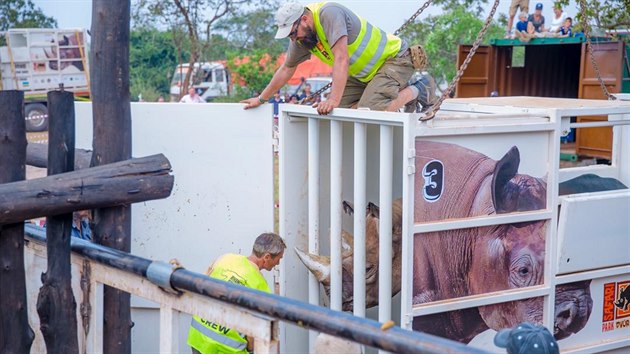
[602,281,630,332]
[422,160,444,203]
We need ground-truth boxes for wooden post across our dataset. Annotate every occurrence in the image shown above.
[0,90,35,352]
[91,1,132,351]
[36,90,79,353]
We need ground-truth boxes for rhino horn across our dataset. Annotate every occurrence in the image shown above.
[294,247,331,285]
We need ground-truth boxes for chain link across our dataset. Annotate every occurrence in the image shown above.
[421,0,500,121]
[300,0,433,105]
[578,0,616,100]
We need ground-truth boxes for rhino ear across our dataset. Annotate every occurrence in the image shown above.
[491,146,520,213]
[294,247,331,285]
[342,201,354,215]
[367,202,379,218]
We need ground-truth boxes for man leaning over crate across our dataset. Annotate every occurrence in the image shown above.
[240,2,437,115]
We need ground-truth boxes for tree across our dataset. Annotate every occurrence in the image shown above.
[399,5,505,91]
[558,0,630,31]
[0,0,57,32]
[133,0,278,99]
[130,28,180,101]
[226,50,279,101]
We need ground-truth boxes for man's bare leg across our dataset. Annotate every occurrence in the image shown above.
[385,86,416,112]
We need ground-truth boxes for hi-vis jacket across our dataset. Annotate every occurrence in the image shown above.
[306,2,402,82]
[187,254,270,354]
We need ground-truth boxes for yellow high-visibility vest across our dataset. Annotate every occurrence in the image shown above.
[307,2,402,82]
[187,254,270,354]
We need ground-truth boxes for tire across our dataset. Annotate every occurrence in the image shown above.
[25,103,49,132]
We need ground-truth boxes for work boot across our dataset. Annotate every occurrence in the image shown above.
[408,71,437,113]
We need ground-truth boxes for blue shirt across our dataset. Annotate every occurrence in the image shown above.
[516,20,528,32]
[71,218,92,240]
[560,26,573,37]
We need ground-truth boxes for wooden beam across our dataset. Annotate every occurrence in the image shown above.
[0,154,174,225]
[36,90,80,353]
[27,143,92,170]
[0,90,35,352]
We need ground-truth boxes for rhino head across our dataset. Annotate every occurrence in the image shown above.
[295,200,403,311]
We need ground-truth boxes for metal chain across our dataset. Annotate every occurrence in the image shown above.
[300,0,433,105]
[578,0,616,100]
[421,0,500,121]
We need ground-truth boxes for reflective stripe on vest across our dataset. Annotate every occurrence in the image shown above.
[307,2,401,82]
[189,317,248,352]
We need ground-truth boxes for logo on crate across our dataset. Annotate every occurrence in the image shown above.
[422,160,443,202]
[602,281,630,332]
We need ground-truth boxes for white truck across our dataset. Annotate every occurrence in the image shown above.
[169,61,230,102]
[0,28,90,131]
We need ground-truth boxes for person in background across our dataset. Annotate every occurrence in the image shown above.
[187,233,286,354]
[507,0,530,37]
[299,83,319,105]
[513,11,529,38]
[494,322,560,354]
[527,3,546,34]
[560,17,573,37]
[72,210,92,240]
[180,87,204,103]
[270,91,285,123]
[241,2,437,115]
[547,5,568,33]
[157,95,165,102]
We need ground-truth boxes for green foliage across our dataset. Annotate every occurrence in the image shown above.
[400,5,504,89]
[129,29,180,101]
[0,0,57,31]
[556,0,630,31]
[227,50,278,97]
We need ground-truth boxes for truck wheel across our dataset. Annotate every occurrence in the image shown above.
[25,103,49,132]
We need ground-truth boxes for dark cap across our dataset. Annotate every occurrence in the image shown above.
[535,3,543,10]
[494,323,559,354]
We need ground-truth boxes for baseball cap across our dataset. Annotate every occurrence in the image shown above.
[494,323,559,354]
[535,3,543,10]
[274,2,304,39]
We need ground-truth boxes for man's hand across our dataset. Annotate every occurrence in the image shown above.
[314,97,339,115]
[241,97,264,110]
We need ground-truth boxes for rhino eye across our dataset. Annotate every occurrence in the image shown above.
[510,257,536,287]
[519,267,529,276]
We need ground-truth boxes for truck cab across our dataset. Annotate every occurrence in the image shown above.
[169,61,229,102]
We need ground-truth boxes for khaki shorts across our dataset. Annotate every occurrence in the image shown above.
[339,55,415,111]
[509,0,529,17]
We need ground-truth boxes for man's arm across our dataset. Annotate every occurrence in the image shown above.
[315,35,348,115]
[241,64,297,110]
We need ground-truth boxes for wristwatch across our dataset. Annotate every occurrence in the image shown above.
[258,95,266,104]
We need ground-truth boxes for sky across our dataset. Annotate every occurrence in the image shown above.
[32,0,580,33]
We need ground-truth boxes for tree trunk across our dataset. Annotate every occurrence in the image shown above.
[91,1,133,350]
[36,91,79,354]
[0,154,173,225]
[27,142,92,170]
[0,90,35,353]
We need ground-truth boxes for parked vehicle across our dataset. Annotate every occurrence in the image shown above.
[169,61,230,102]
[0,28,90,131]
